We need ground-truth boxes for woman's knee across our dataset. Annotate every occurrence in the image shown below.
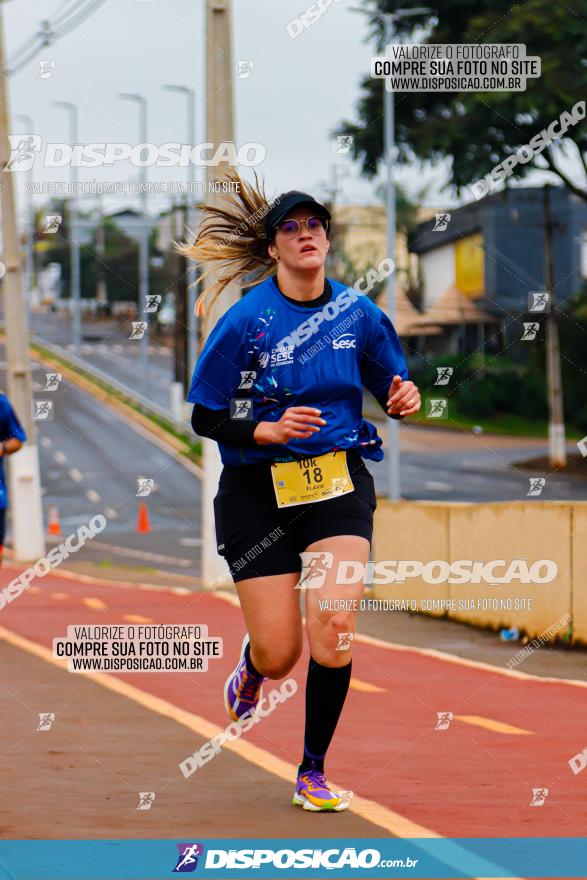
[323,611,355,636]
[251,637,303,679]
[311,611,356,652]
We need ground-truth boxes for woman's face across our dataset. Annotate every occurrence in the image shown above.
[268,206,330,272]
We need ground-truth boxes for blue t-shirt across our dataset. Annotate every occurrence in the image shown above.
[0,394,27,509]
[187,276,408,465]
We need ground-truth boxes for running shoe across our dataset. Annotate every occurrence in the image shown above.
[292,764,353,812]
[223,634,265,722]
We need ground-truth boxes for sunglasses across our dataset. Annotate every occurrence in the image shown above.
[276,216,329,237]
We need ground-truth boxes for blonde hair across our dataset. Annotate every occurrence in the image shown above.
[174,169,278,317]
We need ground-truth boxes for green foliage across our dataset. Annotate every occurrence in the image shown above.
[558,290,587,432]
[411,291,587,430]
[338,0,587,199]
[36,202,178,303]
[373,180,424,233]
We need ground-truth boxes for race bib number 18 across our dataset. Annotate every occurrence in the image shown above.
[270,451,354,508]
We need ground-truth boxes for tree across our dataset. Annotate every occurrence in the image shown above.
[339,0,586,200]
[38,203,176,305]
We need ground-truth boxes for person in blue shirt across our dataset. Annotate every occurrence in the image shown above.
[181,172,421,812]
[0,393,27,567]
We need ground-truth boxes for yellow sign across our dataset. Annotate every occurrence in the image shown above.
[271,451,354,508]
[455,233,484,298]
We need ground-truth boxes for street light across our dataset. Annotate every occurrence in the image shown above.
[118,92,150,397]
[53,100,82,354]
[14,113,36,306]
[352,6,431,500]
[162,83,198,382]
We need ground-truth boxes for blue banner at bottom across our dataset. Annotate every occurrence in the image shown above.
[0,838,586,879]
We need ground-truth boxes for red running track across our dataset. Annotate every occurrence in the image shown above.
[1,566,586,839]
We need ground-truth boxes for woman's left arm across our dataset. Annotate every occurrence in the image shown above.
[360,307,421,418]
[0,438,23,456]
[385,375,421,417]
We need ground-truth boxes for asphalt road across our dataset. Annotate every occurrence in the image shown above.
[29,310,176,412]
[370,420,587,502]
[1,347,202,580]
[27,310,587,504]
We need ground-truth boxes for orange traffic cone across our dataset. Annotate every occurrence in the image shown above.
[136,501,151,534]
[47,505,61,536]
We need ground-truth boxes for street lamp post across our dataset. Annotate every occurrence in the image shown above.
[353,6,431,500]
[53,101,81,355]
[118,92,150,398]
[14,114,37,307]
[162,84,198,383]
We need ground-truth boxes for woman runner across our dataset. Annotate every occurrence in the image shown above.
[180,172,421,811]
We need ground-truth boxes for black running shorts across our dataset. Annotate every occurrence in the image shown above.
[0,508,5,547]
[213,449,377,582]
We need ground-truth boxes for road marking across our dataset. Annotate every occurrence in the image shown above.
[214,591,241,607]
[82,597,107,611]
[69,468,83,483]
[9,568,586,693]
[179,537,202,547]
[88,539,192,568]
[424,480,451,491]
[352,628,587,690]
[85,489,101,503]
[53,451,66,465]
[350,678,385,693]
[455,715,532,735]
[31,346,203,481]
[122,614,154,624]
[40,437,52,448]
[210,591,587,691]
[0,624,521,878]
[31,567,192,595]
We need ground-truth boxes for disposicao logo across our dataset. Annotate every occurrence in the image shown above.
[173,843,204,872]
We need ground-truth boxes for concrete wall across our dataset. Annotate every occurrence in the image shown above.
[420,243,454,310]
[372,500,585,644]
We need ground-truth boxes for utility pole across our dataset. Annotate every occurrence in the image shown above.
[382,12,400,502]
[202,0,236,589]
[119,93,150,398]
[14,114,37,307]
[162,84,198,380]
[543,185,566,468]
[53,101,81,355]
[173,199,189,390]
[94,192,107,308]
[0,3,45,559]
[352,4,430,499]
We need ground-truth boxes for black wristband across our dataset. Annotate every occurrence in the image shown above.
[375,391,404,420]
[191,404,260,448]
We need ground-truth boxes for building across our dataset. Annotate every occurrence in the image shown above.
[408,185,587,355]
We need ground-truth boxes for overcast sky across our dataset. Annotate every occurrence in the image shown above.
[4,0,452,220]
[4,0,580,223]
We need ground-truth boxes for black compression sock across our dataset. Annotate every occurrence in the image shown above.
[300,657,352,774]
[244,641,262,678]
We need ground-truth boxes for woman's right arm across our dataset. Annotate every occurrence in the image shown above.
[191,404,259,448]
[192,404,325,447]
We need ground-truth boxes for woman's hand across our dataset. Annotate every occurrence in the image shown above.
[254,407,326,445]
[386,375,421,417]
